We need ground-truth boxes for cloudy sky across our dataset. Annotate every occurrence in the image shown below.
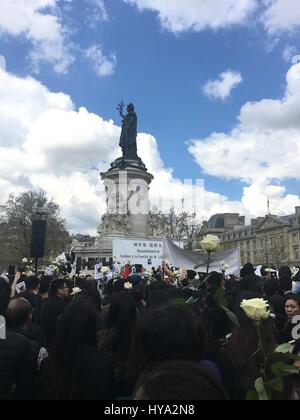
[0,0,300,234]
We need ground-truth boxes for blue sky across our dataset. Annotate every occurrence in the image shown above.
[0,0,300,232]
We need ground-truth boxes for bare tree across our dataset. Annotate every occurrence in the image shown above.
[0,190,70,271]
[149,208,202,248]
[268,236,288,269]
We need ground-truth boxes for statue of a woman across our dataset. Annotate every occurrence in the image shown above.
[118,102,138,159]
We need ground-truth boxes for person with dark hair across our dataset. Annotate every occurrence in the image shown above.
[218,296,277,400]
[279,266,292,279]
[240,263,255,278]
[263,278,280,301]
[19,275,41,323]
[240,263,264,295]
[37,300,114,400]
[202,272,231,349]
[0,277,33,400]
[100,291,137,362]
[40,278,69,349]
[278,295,300,344]
[146,289,169,307]
[126,304,207,394]
[77,275,102,312]
[270,294,287,341]
[98,291,137,395]
[280,275,293,296]
[6,298,48,375]
[134,361,228,401]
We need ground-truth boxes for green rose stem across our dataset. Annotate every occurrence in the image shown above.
[206,250,212,274]
[255,321,271,400]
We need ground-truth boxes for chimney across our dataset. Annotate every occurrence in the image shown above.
[239,216,246,225]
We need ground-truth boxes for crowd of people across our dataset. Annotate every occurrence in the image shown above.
[0,260,300,400]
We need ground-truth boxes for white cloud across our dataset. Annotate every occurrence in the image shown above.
[0,0,74,74]
[263,0,300,34]
[0,66,298,234]
[0,66,257,233]
[0,55,6,71]
[202,70,243,101]
[189,62,300,218]
[189,62,300,182]
[123,0,258,33]
[84,0,110,26]
[85,45,117,78]
[282,45,298,63]
[242,180,300,217]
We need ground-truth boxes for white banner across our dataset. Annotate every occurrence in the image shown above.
[163,239,241,276]
[113,239,164,268]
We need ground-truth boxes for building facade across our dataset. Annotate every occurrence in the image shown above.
[216,208,300,267]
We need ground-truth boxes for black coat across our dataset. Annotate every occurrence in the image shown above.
[9,328,47,377]
[19,291,41,324]
[36,346,115,400]
[40,296,68,349]
[0,331,34,400]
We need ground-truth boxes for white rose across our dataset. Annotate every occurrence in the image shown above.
[240,298,270,321]
[71,287,82,296]
[22,258,28,264]
[200,235,220,252]
[124,282,133,290]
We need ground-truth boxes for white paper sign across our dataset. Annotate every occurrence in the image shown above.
[113,239,164,268]
[94,263,103,280]
[16,281,26,294]
[0,315,6,340]
[45,266,53,276]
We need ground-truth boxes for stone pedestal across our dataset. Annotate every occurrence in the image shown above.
[97,158,154,258]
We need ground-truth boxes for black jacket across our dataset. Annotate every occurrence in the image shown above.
[40,296,68,349]
[36,346,115,400]
[0,331,33,400]
[9,328,47,377]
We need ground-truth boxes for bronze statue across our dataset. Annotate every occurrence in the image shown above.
[117,101,138,160]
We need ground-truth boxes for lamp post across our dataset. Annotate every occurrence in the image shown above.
[264,235,269,267]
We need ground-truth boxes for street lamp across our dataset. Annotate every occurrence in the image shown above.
[264,235,269,267]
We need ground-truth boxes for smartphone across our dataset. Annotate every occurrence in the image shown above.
[0,315,6,340]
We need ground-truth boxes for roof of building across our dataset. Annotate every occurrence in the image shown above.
[207,214,225,229]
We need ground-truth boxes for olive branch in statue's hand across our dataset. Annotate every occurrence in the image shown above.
[117,100,125,115]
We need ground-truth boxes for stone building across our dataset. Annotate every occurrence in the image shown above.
[201,213,246,238]
[220,207,300,267]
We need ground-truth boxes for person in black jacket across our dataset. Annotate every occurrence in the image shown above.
[36,299,115,400]
[19,275,41,323]
[6,298,48,375]
[0,277,33,400]
[40,278,69,350]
